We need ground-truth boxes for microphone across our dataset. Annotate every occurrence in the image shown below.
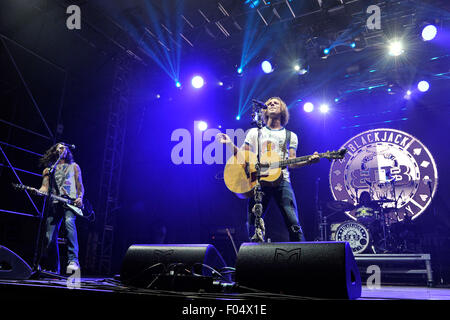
[252,99,268,109]
[62,143,76,150]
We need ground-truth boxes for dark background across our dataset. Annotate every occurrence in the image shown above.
[0,0,449,284]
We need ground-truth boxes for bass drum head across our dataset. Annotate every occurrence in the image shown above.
[335,221,370,254]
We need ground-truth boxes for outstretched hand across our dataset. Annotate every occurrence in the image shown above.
[216,133,232,144]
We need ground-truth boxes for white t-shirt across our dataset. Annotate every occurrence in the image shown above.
[244,126,298,182]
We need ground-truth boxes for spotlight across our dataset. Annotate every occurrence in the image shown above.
[261,60,273,74]
[406,90,412,96]
[197,121,208,131]
[236,115,241,120]
[303,102,314,113]
[319,104,329,113]
[218,81,224,86]
[323,48,330,55]
[156,94,161,99]
[388,40,404,56]
[422,24,437,41]
[350,42,356,48]
[237,67,243,74]
[191,76,204,89]
[417,80,430,92]
[175,81,181,88]
[294,64,301,71]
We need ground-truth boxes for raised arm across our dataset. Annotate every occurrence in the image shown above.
[38,168,50,193]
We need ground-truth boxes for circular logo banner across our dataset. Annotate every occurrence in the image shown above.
[329,128,438,223]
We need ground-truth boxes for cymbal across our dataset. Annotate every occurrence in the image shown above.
[371,199,396,203]
[327,200,355,212]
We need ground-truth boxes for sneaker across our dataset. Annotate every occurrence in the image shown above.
[66,261,80,274]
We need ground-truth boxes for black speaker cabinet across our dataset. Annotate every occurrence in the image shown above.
[120,244,229,287]
[235,241,361,299]
[0,245,32,280]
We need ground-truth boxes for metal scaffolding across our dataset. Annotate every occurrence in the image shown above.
[96,54,131,275]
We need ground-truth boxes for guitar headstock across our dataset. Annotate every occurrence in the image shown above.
[324,148,347,160]
[12,183,24,190]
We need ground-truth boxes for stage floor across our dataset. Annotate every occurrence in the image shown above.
[1,277,449,300]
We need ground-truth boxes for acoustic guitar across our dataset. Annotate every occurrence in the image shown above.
[223,148,347,199]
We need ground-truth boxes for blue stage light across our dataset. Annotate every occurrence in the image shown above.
[350,42,356,48]
[191,76,204,89]
[422,25,437,41]
[175,81,181,88]
[303,102,314,113]
[323,48,330,55]
[261,60,273,73]
[417,80,430,92]
[236,115,241,120]
[237,67,243,74]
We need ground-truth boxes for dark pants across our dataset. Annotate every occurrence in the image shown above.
[247,180,305,242]
[42,203,79,273]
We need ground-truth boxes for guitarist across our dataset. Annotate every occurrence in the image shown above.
[217,97,319,242]
[33,143,84,274]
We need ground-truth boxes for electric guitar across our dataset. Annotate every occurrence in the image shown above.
[223,148,347,199]
[12,183,94,219]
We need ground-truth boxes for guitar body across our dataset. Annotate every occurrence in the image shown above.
[224,149,283,199]
[64,202,85,217]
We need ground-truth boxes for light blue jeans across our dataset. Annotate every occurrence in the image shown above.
[43,203,79,273]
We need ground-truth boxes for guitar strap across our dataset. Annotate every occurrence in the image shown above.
[282,129,291,160]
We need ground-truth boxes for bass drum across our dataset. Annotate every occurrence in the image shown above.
[333,221,371,254]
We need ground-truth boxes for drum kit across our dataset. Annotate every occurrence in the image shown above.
[323,198,411,255]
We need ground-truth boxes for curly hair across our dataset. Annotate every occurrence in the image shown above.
[39,142,74,167]
[262,97,290,126]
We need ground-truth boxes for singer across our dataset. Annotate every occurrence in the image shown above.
[217,97,319,241]
[36,142,84,274]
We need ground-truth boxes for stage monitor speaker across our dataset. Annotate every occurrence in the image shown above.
[120,244,229,287]
[235,241,361,299]
[0,245,32,280]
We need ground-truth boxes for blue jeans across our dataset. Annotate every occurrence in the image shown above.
[247,180,305,242]
[43,203,79,273]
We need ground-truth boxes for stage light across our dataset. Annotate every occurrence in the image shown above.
[319,104,329,113]
[236,115,241,120]
[417,80,430,92]
[191,76,204,89]
[388,40,404,56]
[323,48,330,55]
[218,81,224,86]
[156,94,161,99]
[422,24,437,41]
[237,67,243,74]
[406,90,412,96]
[197,121,208,131]
[175,81,181,88]
[350,42,356,48]
[303,102,314,113]
[261,60,273,74]
[294,64,300,71]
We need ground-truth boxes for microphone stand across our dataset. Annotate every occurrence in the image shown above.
[29,151,66,279]
[316,178,326,241]
[250,101,266,242]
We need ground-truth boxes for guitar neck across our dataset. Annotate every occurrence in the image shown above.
[278,152,329,168]
[20,185,72,204]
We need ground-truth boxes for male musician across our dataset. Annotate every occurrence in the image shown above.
[217,97,319,242]
[35,143,84,274]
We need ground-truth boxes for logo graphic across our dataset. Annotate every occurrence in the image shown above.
[274,248,301,263]
[335,221,370,254]
[329,128,438,224]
